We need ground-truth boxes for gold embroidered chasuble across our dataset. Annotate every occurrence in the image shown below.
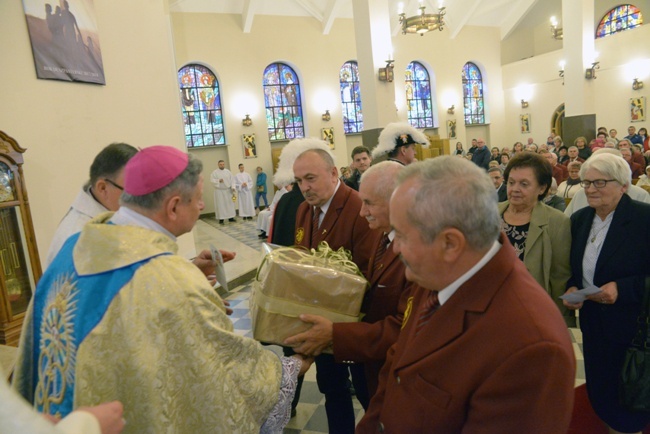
[13,214,282,434]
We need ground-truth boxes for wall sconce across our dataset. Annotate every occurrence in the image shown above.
[521,99,529,109]
[633,78,644,90]
[378,59,395,82]
[585,62,600,79]
[321,110,331,122]
[447,105,455,115]
[550,16,563,40]
[242,114,252,126]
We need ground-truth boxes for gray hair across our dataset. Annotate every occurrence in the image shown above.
[580,153,631,188]
[121,155,203,210]
[487,166,503,176]
[397,157,500,250]
[360,161,402,202]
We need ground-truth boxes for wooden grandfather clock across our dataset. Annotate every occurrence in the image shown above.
[0,131,42,346]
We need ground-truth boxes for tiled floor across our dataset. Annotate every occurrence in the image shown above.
[193,214,586,433]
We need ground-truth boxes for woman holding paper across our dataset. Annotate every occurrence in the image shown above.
[564,152,650,433]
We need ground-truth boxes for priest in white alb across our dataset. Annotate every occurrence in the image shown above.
[210,160,236,224]
[235,163,256,220]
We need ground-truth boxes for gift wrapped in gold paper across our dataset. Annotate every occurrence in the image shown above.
[250,242,368,351]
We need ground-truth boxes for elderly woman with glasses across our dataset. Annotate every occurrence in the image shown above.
[563,153,650,433]
[498,153,573,326]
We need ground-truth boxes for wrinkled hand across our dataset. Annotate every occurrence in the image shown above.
[587,281,618,305]
[562,286,583,310]
[283,314,333,357]
[193,249,216,279]
[75,401,125,434]
[291,354,315,376]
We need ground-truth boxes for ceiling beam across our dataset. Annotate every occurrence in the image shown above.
[322,0,343,34]
[295,0,324,21]
[500,0,538,40]
[242,0,258,33]
[447,0,483,40]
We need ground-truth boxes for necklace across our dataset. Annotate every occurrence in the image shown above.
[589,223,608,243]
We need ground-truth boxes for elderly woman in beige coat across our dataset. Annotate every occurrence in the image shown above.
[498,153,574,326]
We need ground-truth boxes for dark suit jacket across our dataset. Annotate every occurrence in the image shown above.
[496,183,507,202]
[568,194,650,428]
[357,235,575,434]
[294,182,377,277]
[333,235,415,397]
[471,146,491,170]
[270,184,304,246]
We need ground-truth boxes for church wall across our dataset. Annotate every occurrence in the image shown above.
[0,0,197,263]
[171,13,507,213]
[502,24,650,147]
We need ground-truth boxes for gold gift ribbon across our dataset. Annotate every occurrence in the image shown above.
[256,241,365,281]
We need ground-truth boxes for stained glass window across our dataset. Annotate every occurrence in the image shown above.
[596,5,643,38]
[405,62,433,128]
[462,62,485,125]
[177,64,224,148]
[263,63,304,141]
[339,61,363,134]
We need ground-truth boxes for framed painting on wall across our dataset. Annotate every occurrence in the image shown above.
[242,134,257,158]
[22,0,105,84]
[631,97,646,122]
[520,114,531,134]
[321,127,335,150]
[446,120,457,139]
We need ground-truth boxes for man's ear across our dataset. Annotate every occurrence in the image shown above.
[439,228,466,263]
[165,194,182,221]
[93,179,109,200]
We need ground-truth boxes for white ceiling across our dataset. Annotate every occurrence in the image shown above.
[167,0,543,40]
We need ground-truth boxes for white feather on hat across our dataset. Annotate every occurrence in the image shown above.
[372,122,429,159]
[273,138,336,187]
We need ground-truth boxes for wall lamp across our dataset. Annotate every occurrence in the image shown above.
[447,105,455,115]
[550,16,563,40]
[585,62,600,80]
[322,110,331,121]
[242,114,253,126]
[633,78,644,90]
[521,99,529,109]
[378,59,395,82]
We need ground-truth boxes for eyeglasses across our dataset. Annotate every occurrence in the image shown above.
[104,178,124,191]
[580,179,617,189]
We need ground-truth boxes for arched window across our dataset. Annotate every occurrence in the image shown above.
[596,5,643,38]
[263,63,304,141]
[339,61,363,134]
[405,62,433,128]
[462,62,485,125]
[177,64,224,148]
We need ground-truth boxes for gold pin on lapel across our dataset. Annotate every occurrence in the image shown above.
[322,229,327,235]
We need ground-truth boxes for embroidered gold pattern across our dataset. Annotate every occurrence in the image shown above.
[295,227,305,244]
[34,273,79,414]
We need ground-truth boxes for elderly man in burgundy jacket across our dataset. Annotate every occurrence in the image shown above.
[357,156,575,434]
[292,142,377,434]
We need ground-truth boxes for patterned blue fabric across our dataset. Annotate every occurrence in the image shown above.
[30,233,166,417]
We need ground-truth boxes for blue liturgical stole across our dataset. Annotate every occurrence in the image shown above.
[30,232,167,417]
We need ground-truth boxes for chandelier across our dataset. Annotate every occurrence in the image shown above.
[399,2,446,36]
